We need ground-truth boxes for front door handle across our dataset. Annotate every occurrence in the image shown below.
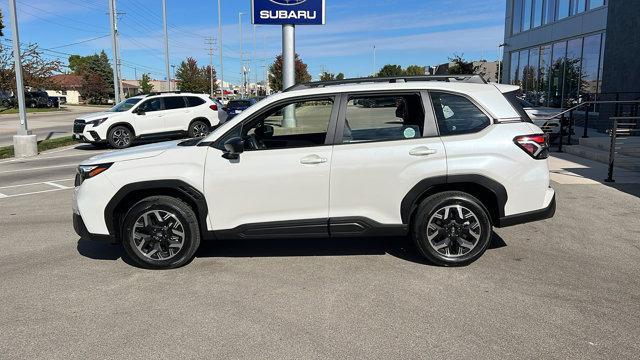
[409,146,437,156]
[300,154,327,165]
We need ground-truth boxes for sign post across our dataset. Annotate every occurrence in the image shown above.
[252,0,326,127]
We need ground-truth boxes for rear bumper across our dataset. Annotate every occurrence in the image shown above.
[496,193,556,227]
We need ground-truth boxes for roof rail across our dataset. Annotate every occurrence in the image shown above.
[146,91,183,96]
[284,75,486,92]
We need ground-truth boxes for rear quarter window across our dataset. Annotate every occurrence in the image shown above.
[430,92,492,136]
[503,91,533,123]
[186,97,206,107]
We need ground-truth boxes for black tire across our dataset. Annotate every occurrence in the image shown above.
[412,191,492,266]
[188,120,210,138]
[1,99,9,108]
[107,125,133,149]
[122,196,201,269]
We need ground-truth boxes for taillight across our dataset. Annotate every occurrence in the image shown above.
[209,104,218,111]
[514,134,549,159]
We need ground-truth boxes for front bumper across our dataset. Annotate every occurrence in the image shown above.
[73,213,116,243]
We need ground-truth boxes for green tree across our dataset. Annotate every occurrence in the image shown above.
[404,65,426,76]
[0,9,5,37]
[336,72,345,80]
[68,51,114,103]
[204,64,218,94]
[376,64,404,77]
[175,57,209,93]
[0,43,62,93]
[320,71,335,81]
[139,73,154,94]
[268,53,312,91]
[447,53,480,75]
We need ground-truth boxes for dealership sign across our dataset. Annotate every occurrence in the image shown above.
[252,0,326,25]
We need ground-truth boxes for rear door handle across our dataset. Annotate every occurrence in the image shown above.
[409,146,437,156]
[300,154,327,165]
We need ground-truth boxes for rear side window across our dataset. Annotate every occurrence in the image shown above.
[504,91,533,122]
[186,96,205,107]
[164,96,186,110]
[430,92,491,136]
[342,94,425,143]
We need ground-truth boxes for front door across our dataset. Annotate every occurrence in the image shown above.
[329,92,447,225]
[132,97,165,135]
[204,96,338,235]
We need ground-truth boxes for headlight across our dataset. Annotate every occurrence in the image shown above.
[76,163,113,185]
[87,117,108,127]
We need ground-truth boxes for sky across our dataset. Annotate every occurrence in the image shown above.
[0,0,506,86]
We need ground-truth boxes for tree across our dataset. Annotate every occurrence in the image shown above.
[376,64,404,77]
[336,72,345,80]
[268,53,312,91]
[0,9,4,37]
[175,57,209,93]
[68,51,114,103]
[0,43,62,92]
[139,73,154,94]
[320,71,335,81]
[448,53,481,76]
[203,64,218,94]
[404,65,426,76]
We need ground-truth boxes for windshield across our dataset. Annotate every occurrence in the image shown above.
[110,98,142,112]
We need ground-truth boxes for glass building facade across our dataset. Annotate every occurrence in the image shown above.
[506,0,608,109]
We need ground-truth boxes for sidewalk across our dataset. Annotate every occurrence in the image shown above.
[549,152,640,184]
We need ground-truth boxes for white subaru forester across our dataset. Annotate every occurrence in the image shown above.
[73,76,555,269]
[73,92,221,149]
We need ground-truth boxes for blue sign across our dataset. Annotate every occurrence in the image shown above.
[252,0,326,25]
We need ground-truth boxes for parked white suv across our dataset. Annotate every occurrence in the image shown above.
[73,76,555,269]
[73,92,221,148]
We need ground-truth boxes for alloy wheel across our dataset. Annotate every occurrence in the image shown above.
[132,210,186,261]
[192,123,209,138]
[426,204,482,258]
[113,129,131,147]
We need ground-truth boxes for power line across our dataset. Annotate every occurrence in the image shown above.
[48,35,111,49]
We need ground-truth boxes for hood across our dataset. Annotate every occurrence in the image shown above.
[80,140,183,165]
[76,111,116,121]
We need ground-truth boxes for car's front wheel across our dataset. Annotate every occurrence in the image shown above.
[107,125,133,149]
[412,191,492,266]
[122,196,201,269]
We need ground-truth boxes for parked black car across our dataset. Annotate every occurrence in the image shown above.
[0,91,15,108]
[25,91,50,108]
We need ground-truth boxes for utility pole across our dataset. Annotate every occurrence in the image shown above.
[372,45,377,76]
[205,37,216,98]
[239,12,245,98]
[162,0,171,91]
[8,0,37,157]
[171,64,176,89]
[108,0,121,103]
[217,0,225,100]
[252,24,257,96]
[282,24,296,127]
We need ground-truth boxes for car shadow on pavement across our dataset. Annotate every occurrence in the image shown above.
[76,232,508,267]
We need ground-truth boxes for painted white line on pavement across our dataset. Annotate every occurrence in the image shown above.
[0,164,77,174]
[44,181,72,190]
[0,178,74,190]
[0,192,7,198]
[0,188,70,199]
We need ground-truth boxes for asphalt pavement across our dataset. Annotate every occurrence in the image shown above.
[1,146,639,359]
[0,105,107,147]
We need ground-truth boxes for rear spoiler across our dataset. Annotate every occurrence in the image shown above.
[492,83,521,94]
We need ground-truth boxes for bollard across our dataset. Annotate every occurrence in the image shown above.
[557,113,565,153]
[582,106,590,138]
[605,120,617,183]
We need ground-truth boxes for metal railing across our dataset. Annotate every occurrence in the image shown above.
[605,117,640,182]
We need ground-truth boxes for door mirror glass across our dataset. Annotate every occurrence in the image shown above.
[222,137,244,160]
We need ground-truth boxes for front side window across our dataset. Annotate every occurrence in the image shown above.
[110,97,141,112]
[163,96,186,110]
[137,98,163,113]
[430,92,491,136]
[342,94,424,144]
[219,98,334,151]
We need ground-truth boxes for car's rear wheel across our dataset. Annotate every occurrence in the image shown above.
[412,191,492,266]
[108,125,133,149]
[188,120,210,138]
[122,196,201,269]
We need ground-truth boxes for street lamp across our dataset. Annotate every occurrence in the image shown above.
[239,12,245,98]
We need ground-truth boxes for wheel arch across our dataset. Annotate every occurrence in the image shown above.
[401,175,507,226]
[189,117,211,129]
[107,122,136,137]
[104,180,208,241]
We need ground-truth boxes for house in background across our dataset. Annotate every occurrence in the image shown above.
[46,74,83,104]
[121,79,179,97]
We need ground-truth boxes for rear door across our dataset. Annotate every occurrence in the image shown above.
[328,91,447,227]
[162,96,190,131]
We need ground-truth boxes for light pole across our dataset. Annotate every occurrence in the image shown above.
[498,43,507,84]
[162,0,171,91]
[252,24,257,96]
[282,24,296,127]
[217,0,225,100]
[8,0,37,157]
[239,12,245,98]
[372,45,376,76]
[171,64,176,90]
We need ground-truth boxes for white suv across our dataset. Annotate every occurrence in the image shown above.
[73,76,556,269]
[73,92,221,148]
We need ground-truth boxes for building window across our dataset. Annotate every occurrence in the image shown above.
[557,0,570,20]
[589,0,605,10]
[545,0,556,24]
[510,51,520,86]
[539,45,552,106]
[524,49,540,104]
[533,0,543,27]
[519,50,530,93]
[523,0,533,30]
[580,33,603,102]
[549,41,567,108]
[512,0,523,34]
[574,0,587,14]
[564,38,583,108]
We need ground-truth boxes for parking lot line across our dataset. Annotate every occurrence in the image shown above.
[0,178,74,190]
[0,192,6,198]
[0,163,77,174]
[43,181,72,190]
[2,188,68,198]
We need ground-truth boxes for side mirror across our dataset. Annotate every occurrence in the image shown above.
[135,108,145,115]
[222,137,244,160]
